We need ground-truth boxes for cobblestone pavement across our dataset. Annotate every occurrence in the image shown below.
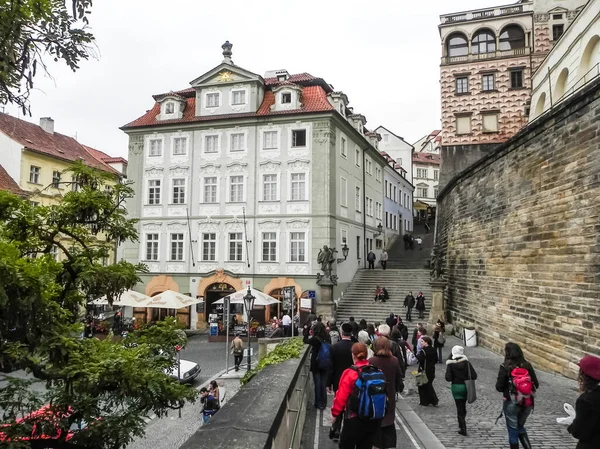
[126,335,257,449]
[403,336,579,449]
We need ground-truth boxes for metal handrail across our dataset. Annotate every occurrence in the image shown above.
[287,359,311,449]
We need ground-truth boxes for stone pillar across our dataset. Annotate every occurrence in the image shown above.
[316,279,335,320]
[427,280,446,332]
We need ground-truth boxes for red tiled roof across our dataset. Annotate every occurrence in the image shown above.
[0,164,25,196]
[153,88,195,101]
[83,145,128,166]
[413,152,441,165]
[124,85,334,129]
[264,73,317,86]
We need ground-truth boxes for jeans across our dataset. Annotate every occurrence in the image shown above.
[283,325,291,337]
[313,370,327,409]
[406,307,412,321]
[381,261,387,270]
[437,347,443,363]
[234,354,243,369]
[503,400,532,444]
[368,261,375,269]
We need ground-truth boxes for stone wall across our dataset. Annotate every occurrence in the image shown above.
[436,77,600,378]
[439,143,499,189]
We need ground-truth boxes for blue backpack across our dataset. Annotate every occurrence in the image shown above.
[347,365,387,420]
[317,341,331,370]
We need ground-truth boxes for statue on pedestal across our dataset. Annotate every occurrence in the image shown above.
[430,245,444,281]
[317,245,338,286]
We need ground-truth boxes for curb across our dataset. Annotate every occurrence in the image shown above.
[396,395,447,449]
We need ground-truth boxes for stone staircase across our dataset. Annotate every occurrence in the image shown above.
[336,221,435,325]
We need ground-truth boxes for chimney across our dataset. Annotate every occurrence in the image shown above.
[222,41,233,64]
[40,117,54,134]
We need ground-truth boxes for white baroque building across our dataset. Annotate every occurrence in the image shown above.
[120,42,409,329]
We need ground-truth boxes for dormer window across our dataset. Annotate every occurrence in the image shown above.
[282,93,292,104]
[232,90,246,105]
[165,102,174,114]
[207,93,220,107]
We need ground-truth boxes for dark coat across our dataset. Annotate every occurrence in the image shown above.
[416,345,438,381]
[433,328,445,348]
[404,295,415,308]
[445,356,477,384]
[495,360,539,400]
[369,354,404,427]
[304,334,329,373]
[411,328,420,351]
[386,316,397,328]
[395,323,409,341]
[415,295,426,311]
[568,386,600,449]
[328,338,354,391]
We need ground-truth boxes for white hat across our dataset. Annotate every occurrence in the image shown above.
[451,345,465,359]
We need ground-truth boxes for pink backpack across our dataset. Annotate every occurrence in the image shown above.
[510,367,535,407]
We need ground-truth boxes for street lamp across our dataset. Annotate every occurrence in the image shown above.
[243,287,255,372]
[374,222,383,237]
[337,243,350,264]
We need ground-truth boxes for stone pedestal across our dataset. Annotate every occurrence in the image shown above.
[316,279,335,320]
[427,280,446,332]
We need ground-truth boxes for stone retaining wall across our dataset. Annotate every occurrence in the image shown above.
[436,78,600,378]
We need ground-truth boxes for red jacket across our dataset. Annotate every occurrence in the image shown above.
[331,360,370,418]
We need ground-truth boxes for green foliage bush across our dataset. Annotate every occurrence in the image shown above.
[240,337,304,385]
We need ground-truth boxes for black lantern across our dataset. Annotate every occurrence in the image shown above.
[374,222,383,237]
[341,243,350,260]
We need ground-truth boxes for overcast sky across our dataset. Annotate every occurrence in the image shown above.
[5,0,503,158]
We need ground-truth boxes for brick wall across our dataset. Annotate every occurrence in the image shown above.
[436,78,600,378]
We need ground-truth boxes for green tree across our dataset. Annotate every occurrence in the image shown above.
[0,0,95,115]
[0,163,198,449]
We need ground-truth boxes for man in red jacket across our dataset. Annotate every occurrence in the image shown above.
[331,343,382,449]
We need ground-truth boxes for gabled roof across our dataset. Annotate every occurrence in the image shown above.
[189,62,263,87]
[0,164,25,196]
[0,113,120,175]
[413,152,441,165]
[83,145,128,166]
[375,125,415,148]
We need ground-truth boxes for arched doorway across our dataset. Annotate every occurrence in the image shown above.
[149,290,178,323]
[204,282,238,326]
[196,270,243,330]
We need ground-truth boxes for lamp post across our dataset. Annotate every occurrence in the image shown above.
[336,243,350,264]
[374,222,383,237]
[243,287,255,372]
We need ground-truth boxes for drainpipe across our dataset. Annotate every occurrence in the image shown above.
[362,147,367,269]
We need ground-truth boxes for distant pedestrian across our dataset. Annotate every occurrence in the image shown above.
[403,233,410,250]
[568,355,600,448]
[328,322,354,392]
[410,235,415,250]
[331,343,382,449]
[367,250,376,270]
[381,249,389,270]
[382,287,389,302]
[404,292,415,321]
[415,326,427,353]
[433,319,446,363]
[366,324,377,343]
[327,320,340,345]
[359,318,368,331]
[282,312,292,337]
[395,319,409,342]
[416,336,439,407]
[445,346,478,436]
[415,237,423,250]
[386,313,397,329]
[415,292,426,319]
[374,285,384,303]
[231,333,244,371]
[495,342,539,449]
[348,317,360,339]
[304,322,331,410]
[270,323,285,338]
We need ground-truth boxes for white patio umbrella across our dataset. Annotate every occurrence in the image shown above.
[89,290,152,307]
[144,290,203,309]
[213,288,280,307]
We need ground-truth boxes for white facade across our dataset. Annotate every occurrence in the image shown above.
[530,1,600,119]
[376,126,414,184]
[383,165,414,238]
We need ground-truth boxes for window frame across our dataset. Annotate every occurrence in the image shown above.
[147,179,162,205]
[472,29,497,54]
[29,165,40,184]
[228,232,244,262]
[289,231,306,263]
[170,233,185,262]
[145,233,160,261]
[340,177,348,207]
[434,170,439,181]
[289,172,308,201]
[165,102,174,114]
[204,134,220,154]
[262,130,279,150]
[291,129,307,148]
[231,89,247,106]
[510,69,524,89]
[482,112,499,133]
[261,232,278,263]
[355,186,361,212]
[375,167,382,182]
[228,175,245,203]
[355,148,361,167]
[416,168,428,178]
[206,92,220,108]
[365,158,372,175]
[482,73,495,92]
[201,232,217,262]
[456,76,469,94]
[172,136,188,156]
[51,170,61,188]
[552,23,565,41]
[340,137,347,158]
[262,173,279,202]
[148,138,163,157]
[229,132,246,152]
[203,176,219,204]
[456,115,472,135]
[447,32,469,58]
[171,178,186,205]
[281,92,292,104]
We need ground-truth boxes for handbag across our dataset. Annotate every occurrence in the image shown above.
[413,352,429,386]
[406,349,418,366]
[465,361,477,404]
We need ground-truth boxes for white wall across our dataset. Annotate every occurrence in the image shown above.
[376,126,414,184]
[0,131,23,184]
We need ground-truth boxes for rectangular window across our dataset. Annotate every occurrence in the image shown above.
[434,187,439,198]
[172,178,186,204]
[393,215,397,231]
[393,186,397,203]
[29,166,40,184]
[340,177,348,207]
[456,116,472,135]
[205,135,219,153]
[366,159,372,175]
[375,167,381,182]
[482,113,499,133]
[148,180,161,205]
[355,148,361,167]
[510,70,524,89]
[367,198,373,216]
[149,139,162,157]
[50,245,59,261]
[290,232,306,262]
[376,202,382,220]
[170,233,184,261]
[292,129,307,147]
[232,90,246,105]
[290,173,306,201]
[145,234,159,261]
[203,177,218,203]
[173,137,187,156]
[417,187,428,198]
[376,239,383,249]
[262,232,277,262]
[263,131,278,150]
[341,229,348,245]
[456,76,469,94]
[229,176,244,202]
[262,174,278,201]
[282,93,292,104]
[552,24,564,41]
[230,133,245,152]
[383,134,389,142]
[386,211,389,228]
[417,168,428,178]
[165,103,174,114]
[355,186,361,212]
[207,93,219,107]
[385,180,388,198]
[52,170,61,188]
[71,176,80,192]
[482,74,495,91]
[202,233,216,261]
[229,232,243,261]
[341,137,347,157]
[434,170,439,181]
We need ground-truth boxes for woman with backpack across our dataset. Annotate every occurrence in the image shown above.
[433,319,446,364]
[445,345,477,436]
[304,322,331,410]
[331,343,383,449]
[567,354,600,448]
[495,342,539,449]
[416,336,439,406]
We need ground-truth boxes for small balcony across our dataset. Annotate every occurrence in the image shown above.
[440,2,533,25]
[442,47,531,65]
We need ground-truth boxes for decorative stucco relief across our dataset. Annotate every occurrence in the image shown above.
[146,263,160,273]
[169,165,189,176]
[198,220,220,232]
[287,159,310,170]
[259,160,282,172]
[143,208,162,217]
[167,222,187,231]
[285,219,310,230]
[199,164,221,174]
[197,263,218,273]
[258,264,279,274]
[225,264,245,274]
[166,264,185,273]
[167,208,187,217]
[287,203,309,214]
[129,135,144,156]
[287,265,309,275]
[225,206,244,216]
[226,162,248,173]
[198,206,220,216]
[259,204,280,214]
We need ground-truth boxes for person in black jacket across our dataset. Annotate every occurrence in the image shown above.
[568,355,600,449]
[416,336,439,406]
[404,292,415,321]
[304,322,330,410]
[327,323,355,392]
[394,319,409,342]
[385,313,397,329]
[445,345,477,436]
[495,342,539,449]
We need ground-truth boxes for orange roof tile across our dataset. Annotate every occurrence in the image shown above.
[0,164,25,196]
[413,152,441,165]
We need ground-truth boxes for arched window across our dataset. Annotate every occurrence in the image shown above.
[472,29,496,54]
[554,68,569,100]
[447,33,469,57]
[499,25,525,51]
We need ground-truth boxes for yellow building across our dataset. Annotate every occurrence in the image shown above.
[0,113,127,261]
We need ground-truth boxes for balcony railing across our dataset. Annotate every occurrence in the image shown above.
[441,47,531,65]
[440,2,533,24]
